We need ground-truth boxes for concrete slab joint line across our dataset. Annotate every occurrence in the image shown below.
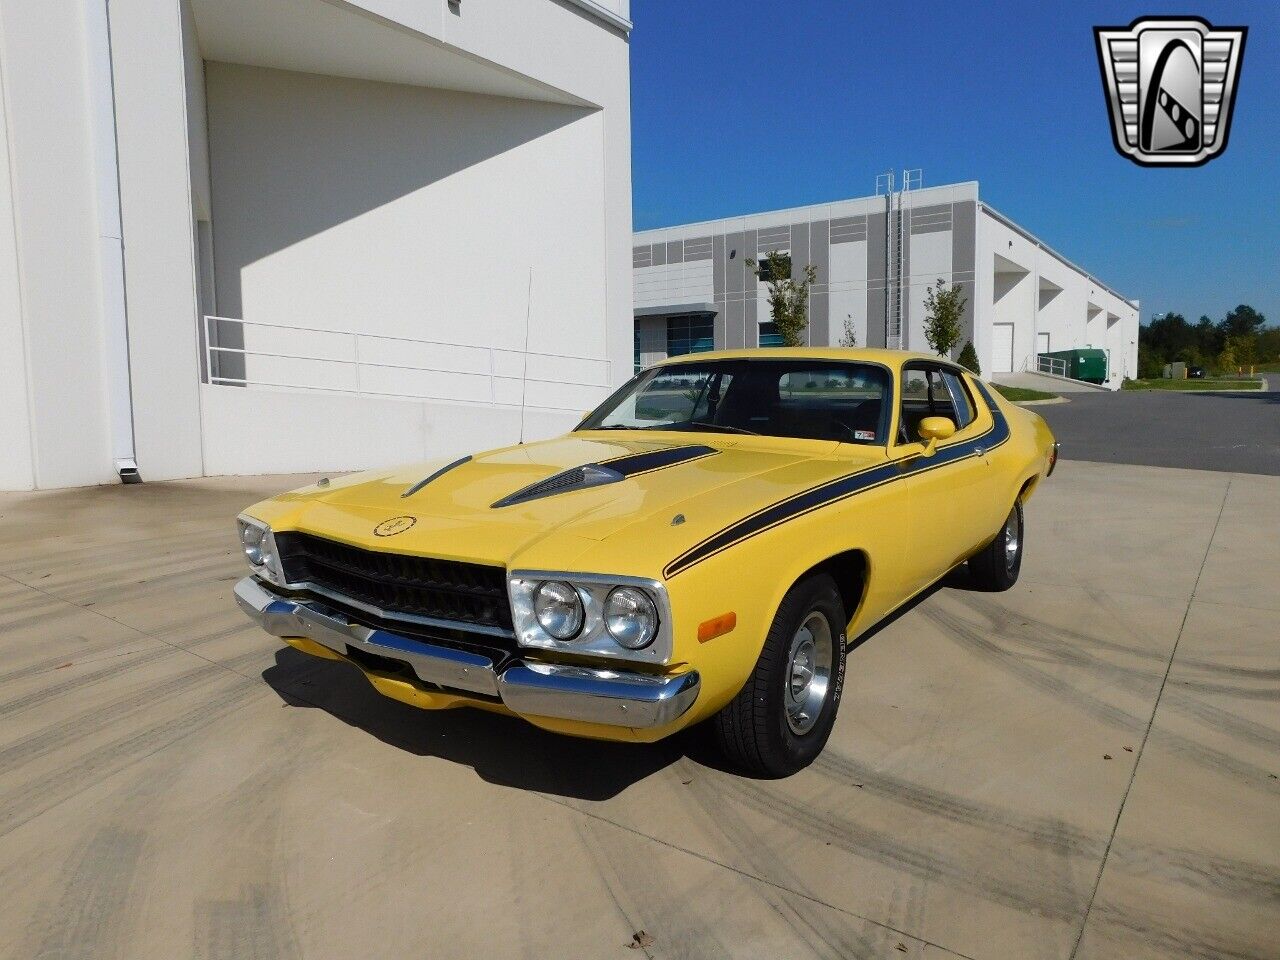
[1066,477,1233,960]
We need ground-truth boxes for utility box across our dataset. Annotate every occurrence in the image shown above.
[1044,348,1108,384]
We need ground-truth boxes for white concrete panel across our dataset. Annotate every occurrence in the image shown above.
[110,0,206,480]
[827,239,867,347]
[199,384,580,476]
[0,0,115,489]
[0,56,34,490]
[904,229,952,353]
[633,260,714,309]
[206,64,608,365]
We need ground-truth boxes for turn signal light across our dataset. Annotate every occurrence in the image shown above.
[697,611,737,643]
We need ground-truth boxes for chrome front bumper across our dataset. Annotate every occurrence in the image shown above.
[235,577,699,729]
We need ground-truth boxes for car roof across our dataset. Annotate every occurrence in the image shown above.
[652,347,947,370]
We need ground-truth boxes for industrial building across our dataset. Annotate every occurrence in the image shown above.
[633,179,1138,388]
[0,0,633,491]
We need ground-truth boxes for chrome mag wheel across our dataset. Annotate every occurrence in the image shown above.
[784,611,833,735]
[1004,507,1022,574]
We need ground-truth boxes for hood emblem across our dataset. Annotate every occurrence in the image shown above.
[373,515,417,537]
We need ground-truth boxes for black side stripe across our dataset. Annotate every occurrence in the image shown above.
[663,384,1010,578]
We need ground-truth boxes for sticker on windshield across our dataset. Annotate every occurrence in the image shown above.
[855,430,876,441]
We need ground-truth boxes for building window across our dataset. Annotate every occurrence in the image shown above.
[634,329,642,373]
[758,321,785,347]
[666,315,714,357]
[754,252,792,281]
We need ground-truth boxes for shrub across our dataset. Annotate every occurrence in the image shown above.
[958,340,981,375]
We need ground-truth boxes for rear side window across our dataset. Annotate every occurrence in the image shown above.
[941,370,975,428]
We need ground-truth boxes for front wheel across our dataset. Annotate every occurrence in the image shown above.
[969,501,1024,591]
[711,573,847,777]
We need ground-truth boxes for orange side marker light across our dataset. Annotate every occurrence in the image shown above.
[697,612,737,643]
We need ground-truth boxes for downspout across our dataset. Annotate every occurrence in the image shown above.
[83,0,139,482]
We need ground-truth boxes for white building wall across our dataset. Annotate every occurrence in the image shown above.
[198,63,614,475]
[828,239,867,347]
[0,43,34,491]
[0,0,631,489]
[0,0,116,490]
[110,0,207,481]
[977,208,1138,387]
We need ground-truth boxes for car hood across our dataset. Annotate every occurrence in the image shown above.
[264,433,884,572]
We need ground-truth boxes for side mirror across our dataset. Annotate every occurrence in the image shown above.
[916,416,956,457]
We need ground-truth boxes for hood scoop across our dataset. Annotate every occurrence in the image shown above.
[490,444,718,509]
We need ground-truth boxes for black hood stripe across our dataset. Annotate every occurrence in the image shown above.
[600,445,718,477]
[401,455,472,499]
[492,445,719,509]
[663,383,1010,578]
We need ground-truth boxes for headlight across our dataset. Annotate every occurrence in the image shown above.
[533,580,584,640]
[604,586,658,649]
[508,571,672,664]
[238,519,266,566]
[236,515,284,585]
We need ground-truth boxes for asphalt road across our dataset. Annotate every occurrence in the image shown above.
[1035,379,1280,475]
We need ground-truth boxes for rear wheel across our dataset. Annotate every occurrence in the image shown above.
[712,573,847,777]
[969,501,1024,591]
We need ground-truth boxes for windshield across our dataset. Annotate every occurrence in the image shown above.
[579,359,892,444]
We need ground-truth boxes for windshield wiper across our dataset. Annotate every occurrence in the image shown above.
[688,420,760,436]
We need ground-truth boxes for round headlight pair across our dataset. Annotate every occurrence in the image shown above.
[531,580,659,650]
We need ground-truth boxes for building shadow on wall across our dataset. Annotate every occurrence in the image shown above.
[204,60,593,319]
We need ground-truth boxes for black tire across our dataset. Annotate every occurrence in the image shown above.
[969,500,1024,591]
[712,573,847,777]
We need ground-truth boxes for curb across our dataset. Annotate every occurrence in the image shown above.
[1012,396,1070,407]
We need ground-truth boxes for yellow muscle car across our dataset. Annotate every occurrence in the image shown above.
[235,348,1058,776]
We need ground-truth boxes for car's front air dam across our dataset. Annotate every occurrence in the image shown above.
[235,577,700,736]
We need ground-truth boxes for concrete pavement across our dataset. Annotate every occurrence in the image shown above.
[0,465,1276,960]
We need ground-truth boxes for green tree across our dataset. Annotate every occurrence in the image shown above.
[1226,333,1257,368]
[922,278,967,357]
[839,314,858,347]
[957,340,981,375]
[746,251,817,347]
[1218,304,1267,341]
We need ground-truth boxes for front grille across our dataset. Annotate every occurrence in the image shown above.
[273,532,511,632]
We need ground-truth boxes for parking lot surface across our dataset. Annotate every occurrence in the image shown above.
[1,463,1277,960]
[1036,383,1280,475]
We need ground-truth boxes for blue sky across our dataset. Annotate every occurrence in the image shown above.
[630,1,1278,327]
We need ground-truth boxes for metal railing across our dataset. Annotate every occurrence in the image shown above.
[203,316,611,413]
[1037,354,1067,378]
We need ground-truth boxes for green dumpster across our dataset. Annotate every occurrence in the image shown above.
[1041,348,1108,384]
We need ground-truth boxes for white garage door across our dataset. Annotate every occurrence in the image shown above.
[992,323,1015,373]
